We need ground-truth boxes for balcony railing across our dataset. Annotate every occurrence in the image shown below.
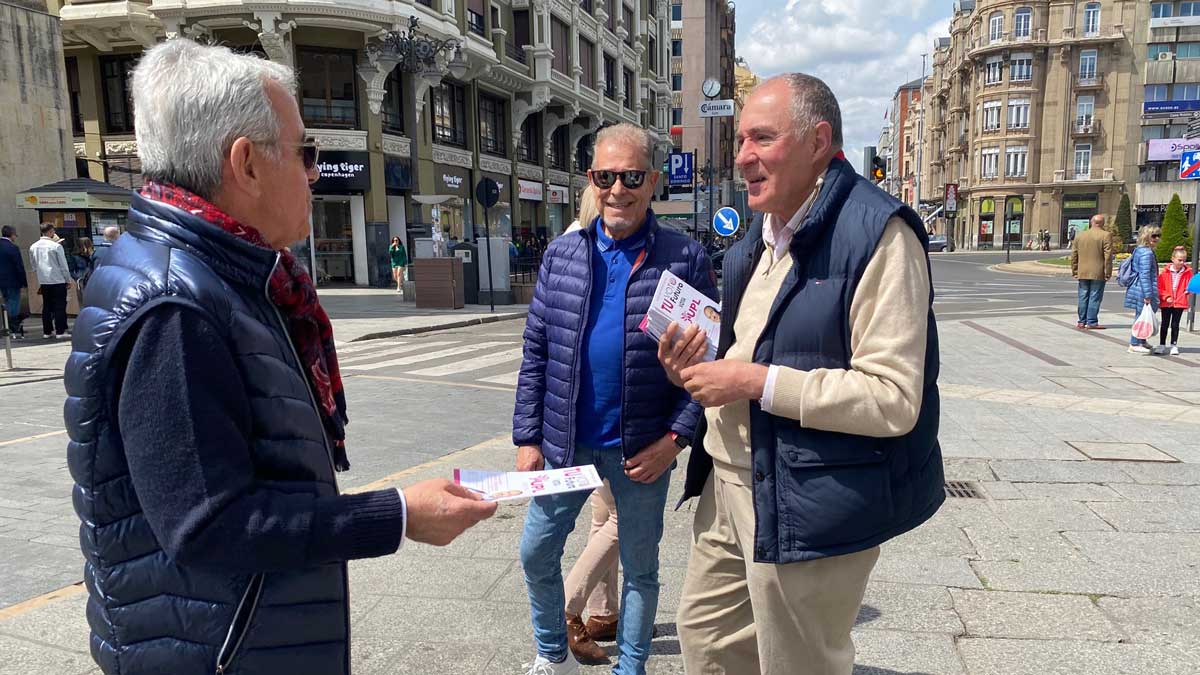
[1072,117,1101,136]
[506,42,527,63]
[1075,73,1103,89]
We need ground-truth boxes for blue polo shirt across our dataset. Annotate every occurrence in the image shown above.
[576,221,648,450]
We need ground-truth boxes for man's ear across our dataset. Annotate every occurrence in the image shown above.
[810,121,834,163]
[227,137,263,198]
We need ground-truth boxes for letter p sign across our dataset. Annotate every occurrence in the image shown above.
[668,151,694,187]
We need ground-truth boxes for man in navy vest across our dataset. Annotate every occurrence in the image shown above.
[513,123,717,675]
[659,74,944,674]
[63,39,495,675]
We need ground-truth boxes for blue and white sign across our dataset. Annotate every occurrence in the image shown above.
[713,207,740,237]
[668,151,694,187]
[1180,150,1200,180]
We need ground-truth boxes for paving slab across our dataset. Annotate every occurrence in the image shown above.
[950,589,1122,642]
[851,630,965,675]
[1097,597,1200,649]
[0,633,95,675]
[1062,531,1200,568]
[856,583,964,635]
[882,519,977,559]
[989,499,1114,532]
[1113,461,1200,486]
[941,458,997,482]
[963,528,1084,564]
[975,481,1024,500]
[1085,501,1200,533]
[957,637,1196,675]
[989,459,1132,484]
[1013,482,1124,501]
[1108,483,1200,502]
[972,559,1199,597]
[871,554,983,589]
[1067,441,1179,463]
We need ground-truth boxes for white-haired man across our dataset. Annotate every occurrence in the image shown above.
[513,122,718,674]
[659,74,944,673]
[63,39,496,675]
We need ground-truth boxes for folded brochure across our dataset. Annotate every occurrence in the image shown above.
[638,270,721,361]
[453,465,603,501]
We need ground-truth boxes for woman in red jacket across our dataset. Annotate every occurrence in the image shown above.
[1156,246,1194,356]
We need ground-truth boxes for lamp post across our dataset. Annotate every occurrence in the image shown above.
[367,16,469,252]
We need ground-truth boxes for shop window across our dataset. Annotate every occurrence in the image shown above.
[311,199,355,284]
[479,93,508,157]
[549,125,569,170]
[297,48,359,129]
[431,81,467,147]
[381,68,405,135]
[576,134,594,173]
[100,54,138,134]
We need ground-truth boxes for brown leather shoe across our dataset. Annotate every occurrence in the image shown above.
[585,614,618,642]
[566,614,609,664]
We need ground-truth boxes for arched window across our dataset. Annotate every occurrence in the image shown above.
[989,12,1005,43]
[1014,7,1032,39]
[1083,2,1101,37]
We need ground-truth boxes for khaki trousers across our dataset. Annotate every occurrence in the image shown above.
[677,475,880,675]
[563,481,619,617]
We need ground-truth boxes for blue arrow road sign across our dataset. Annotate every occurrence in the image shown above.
[713,207,740,237]
[1181,150,1200,180]
[668,151,694,186]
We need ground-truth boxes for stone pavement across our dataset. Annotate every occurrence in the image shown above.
[0,287,528,387]
[992,259,1073,278]
[3,310,1200,673]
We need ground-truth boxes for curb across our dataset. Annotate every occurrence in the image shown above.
[989,262,1072,278]
[350,311,528,342]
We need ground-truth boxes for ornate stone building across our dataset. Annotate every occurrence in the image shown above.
[921,0,1136,249]
[57,0,671,285]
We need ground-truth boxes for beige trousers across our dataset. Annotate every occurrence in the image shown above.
[563,481,619,618]
[677,475,880,675]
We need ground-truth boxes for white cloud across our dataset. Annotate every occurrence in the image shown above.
[736,2,950,175]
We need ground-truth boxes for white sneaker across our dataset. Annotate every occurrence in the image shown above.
[1171,345,1181,356]
[522,653,580,675]
[1128,345,1152,355]
[1152,345,1167,355]
[42,333,52,340]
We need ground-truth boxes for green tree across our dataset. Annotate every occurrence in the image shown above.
[1156,193,1192,262]
[1113,193,1133,254]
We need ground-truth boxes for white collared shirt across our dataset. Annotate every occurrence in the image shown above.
[761,177,824,262]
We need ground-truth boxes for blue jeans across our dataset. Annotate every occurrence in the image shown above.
[520,445,672,675]
[0,287,20,333]
[1077,279,1105,326]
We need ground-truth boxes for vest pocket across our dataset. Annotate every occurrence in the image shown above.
[776,431,895,550]
[214,573,265,675]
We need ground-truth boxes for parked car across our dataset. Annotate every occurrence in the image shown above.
[710,249,725,279]
[927,235,948,253]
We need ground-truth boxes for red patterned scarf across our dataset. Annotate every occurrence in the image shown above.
[142,182,351,471]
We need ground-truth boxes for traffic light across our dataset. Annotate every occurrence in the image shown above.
[871,155,887,183]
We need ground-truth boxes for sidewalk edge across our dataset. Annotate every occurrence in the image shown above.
[350,312,528,342]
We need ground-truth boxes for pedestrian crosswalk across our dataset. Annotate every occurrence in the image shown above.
[336,337,526,386]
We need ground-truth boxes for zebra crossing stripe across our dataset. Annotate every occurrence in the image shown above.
[478,370,521,386]
[408,348,525,377]
[336,340,406,355]
[338,341,456,365]
[344,342,511,371]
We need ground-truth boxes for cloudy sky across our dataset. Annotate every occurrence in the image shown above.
[734,0,953,173]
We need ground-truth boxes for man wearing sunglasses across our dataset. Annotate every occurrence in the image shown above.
[514,122,718,675]
[62,39,496,675]
[659,74,944,674]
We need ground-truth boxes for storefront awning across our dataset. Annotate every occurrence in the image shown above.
[16,177,132,211]
[412,194,458,205]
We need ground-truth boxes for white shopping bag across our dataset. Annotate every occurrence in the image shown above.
[1131,303,1159,341]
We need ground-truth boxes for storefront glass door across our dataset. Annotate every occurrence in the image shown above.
[312,198,355,284]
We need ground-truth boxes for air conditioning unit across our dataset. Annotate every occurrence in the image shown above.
[1159,52,1176,61]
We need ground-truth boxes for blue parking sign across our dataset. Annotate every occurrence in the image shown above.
[713,207,740,237]
[1181,150,1200,180]
[668,151,693,186]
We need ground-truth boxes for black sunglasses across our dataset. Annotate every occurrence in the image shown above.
[276,139,319,170]
[590,169,648,190]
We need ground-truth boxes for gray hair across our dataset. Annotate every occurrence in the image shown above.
[132,39,297,199]
[765,73,844,149]
[592,123,655,170]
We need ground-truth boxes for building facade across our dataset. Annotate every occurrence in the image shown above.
[57,0,671,287]
[888,78,925,206]
[1134,0,1200,230]
[921,0,1136,250]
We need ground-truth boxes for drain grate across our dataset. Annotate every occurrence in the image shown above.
[944,480,984,499]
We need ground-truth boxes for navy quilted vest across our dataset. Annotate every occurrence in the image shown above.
[64,194,350,674]
[682,158,945,563]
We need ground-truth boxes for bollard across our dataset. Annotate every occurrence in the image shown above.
[2,305,12,370]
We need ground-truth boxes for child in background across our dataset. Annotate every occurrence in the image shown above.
[1156,246,1194,356]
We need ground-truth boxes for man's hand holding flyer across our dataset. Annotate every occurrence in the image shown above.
[453,465,603,501]
[639,270,721,361]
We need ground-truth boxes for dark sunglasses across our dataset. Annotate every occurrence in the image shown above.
[276,139,319,170]
[590,169,648,190]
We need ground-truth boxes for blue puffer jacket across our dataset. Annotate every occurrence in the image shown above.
[513,212,717,467]
[64,194,360,674]
[1124,245,1159,312]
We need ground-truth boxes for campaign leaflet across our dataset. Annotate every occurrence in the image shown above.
[452,465,603,502]
[639,270,721,361]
